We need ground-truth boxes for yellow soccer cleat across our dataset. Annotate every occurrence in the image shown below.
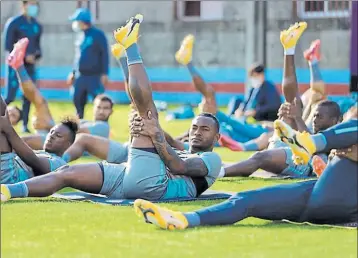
[274,120,317,165]
[1,184,11,203]
[134,199,189,230]
[280,22,307,50]
[113,14,143,49]
[111,43,125,59]
[175,34,195,65]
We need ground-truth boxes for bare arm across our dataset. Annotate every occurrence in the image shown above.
[302,101,312,121]
[152,130,208,177]
[163,131,185,150]
[130,116,208,176]
[294,116,310,133]
[1,117,50,175]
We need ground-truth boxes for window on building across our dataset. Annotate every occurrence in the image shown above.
[176,1,223,21]
[76,0,100,20]
[298,0,351,18]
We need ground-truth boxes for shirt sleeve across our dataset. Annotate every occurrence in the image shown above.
[98,31,109,75]
[4,18,17,52]
[199,152,222,179]
[182,142,190,151]
[87,122,110,138]
[35,22,42,60]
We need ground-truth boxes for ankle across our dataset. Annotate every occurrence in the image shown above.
[126,43,142,66]
[284,47,295,56]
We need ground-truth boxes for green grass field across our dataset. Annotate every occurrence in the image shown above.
[1,102,357,258]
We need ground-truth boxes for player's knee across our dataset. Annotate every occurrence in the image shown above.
[75,133,90,145]
[54,164,76,185]
[250,151,269,167]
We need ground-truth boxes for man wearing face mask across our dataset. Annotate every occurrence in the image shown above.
[235,64,281,122]
[67,8,109,119]
[3,0,42,133]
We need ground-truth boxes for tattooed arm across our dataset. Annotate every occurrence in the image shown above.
[163,131,185,151]
[130,116,209,177]
[152,130,208,176]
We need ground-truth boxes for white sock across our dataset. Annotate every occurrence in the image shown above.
[218,167,226,178]
[284,47,295,55]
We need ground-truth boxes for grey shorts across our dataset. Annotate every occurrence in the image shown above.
[122,148,167,200]
[1,153,33,184]
[106,140,129,164]
[281,148,313,178]
[98,161,126,199]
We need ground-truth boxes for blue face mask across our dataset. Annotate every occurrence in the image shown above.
[27,5,39,17]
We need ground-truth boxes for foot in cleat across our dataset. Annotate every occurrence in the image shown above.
[134,199,188,230]
[175,34,195,66]
[113,14,143,49]
[7,38,29,69]
[304,39,321,62]
[280,22,307,50]
[274,120,316,165]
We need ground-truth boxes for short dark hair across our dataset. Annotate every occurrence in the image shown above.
[249,63,265,75]
[60,116,79,143]
[95,94,114,108]
[14,107,23,123]
[197,113,220,132]
[317,100,341,120]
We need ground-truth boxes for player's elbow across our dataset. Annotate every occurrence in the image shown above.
[169,163,187,175]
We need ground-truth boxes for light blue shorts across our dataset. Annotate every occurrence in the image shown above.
[281,148,314,178]
[106,141,129,164]
[1,153,33,184]
[98,161,126,199]
[122,148,167,200]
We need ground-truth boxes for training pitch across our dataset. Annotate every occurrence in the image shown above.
[1,102,356,258]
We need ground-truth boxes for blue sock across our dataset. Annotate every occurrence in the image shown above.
[7,182,29,198]
[16,65,31,82]
[183,212,201,228]
[311,133,327,152]
[310,62,323,82]
[62,153,71,163]
[187,62,199,76]
[242,141,259,151]
[119,57,129,82]
[126,44,142,65]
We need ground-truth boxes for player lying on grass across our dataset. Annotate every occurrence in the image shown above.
[221,38,326,151]
[6,38,114,150]
[174,34,273,148]
[1,14,222,202]
[223,99,341,178]
[59,43,191,164]
[0,96,77,184]
[61,111,188,164]
[134,117,358,230]
[222,28,340,178]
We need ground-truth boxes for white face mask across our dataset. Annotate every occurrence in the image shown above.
[72,21,81,32]
[250,78,262,89]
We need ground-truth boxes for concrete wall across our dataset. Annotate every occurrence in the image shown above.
[1,1,351,69]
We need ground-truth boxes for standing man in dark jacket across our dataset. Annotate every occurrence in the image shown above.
[3,0,42,133]
[67,8,109,119]
[235,64,281,121]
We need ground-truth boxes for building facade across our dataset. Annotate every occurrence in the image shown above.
[1,0,352,69]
